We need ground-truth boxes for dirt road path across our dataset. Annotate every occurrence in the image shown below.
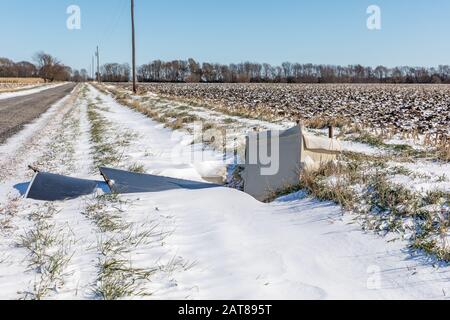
[0,83,76,144]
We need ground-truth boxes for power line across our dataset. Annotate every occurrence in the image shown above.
[93,0,126,81]
[98,0,127,47]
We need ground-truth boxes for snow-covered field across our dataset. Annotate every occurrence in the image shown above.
[128,83,450,139]
[0,84,448,300]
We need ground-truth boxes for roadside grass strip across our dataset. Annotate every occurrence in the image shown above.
[83,194,162,299]
[87,97,138,171]
[85,88,194,299]
[15,88,85,299]
[18,203,75,300]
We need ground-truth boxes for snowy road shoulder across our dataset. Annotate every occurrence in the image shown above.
[0,83,67,101]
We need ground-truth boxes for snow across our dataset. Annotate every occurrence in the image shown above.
[149,96,294,133]
[0,83,448,300]
[0,85,98,299]
[114,85,394,158]
[388,161,450,193]
[0,83,67,101]
[385,137,427,151]
[339,140,386,156]
[127,188,449,300]
[89,89,220,182]
[0,94,71,161]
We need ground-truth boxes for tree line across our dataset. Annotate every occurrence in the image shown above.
[101,63,131,82]
[0,52,88,82]
[137,59,450,84]
[3,54,450,84]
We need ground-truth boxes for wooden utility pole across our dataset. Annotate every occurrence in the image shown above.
[96,46,100,82]
[92,55,95,80]
[328,125,334,139]
[131,0,137,93]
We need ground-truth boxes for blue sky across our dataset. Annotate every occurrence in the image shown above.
[1,0,449,71]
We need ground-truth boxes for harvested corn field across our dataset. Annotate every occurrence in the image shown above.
[0,78,45,93]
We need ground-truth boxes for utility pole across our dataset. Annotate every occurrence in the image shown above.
[92,55,95,80]
[131,0,137,93]
[96,46,100,83]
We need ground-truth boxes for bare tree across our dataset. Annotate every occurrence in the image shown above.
[134,58,450,84]
[33,52,71,82]
[101,63,130,82]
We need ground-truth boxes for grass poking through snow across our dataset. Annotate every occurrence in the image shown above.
[18,204,74,300]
